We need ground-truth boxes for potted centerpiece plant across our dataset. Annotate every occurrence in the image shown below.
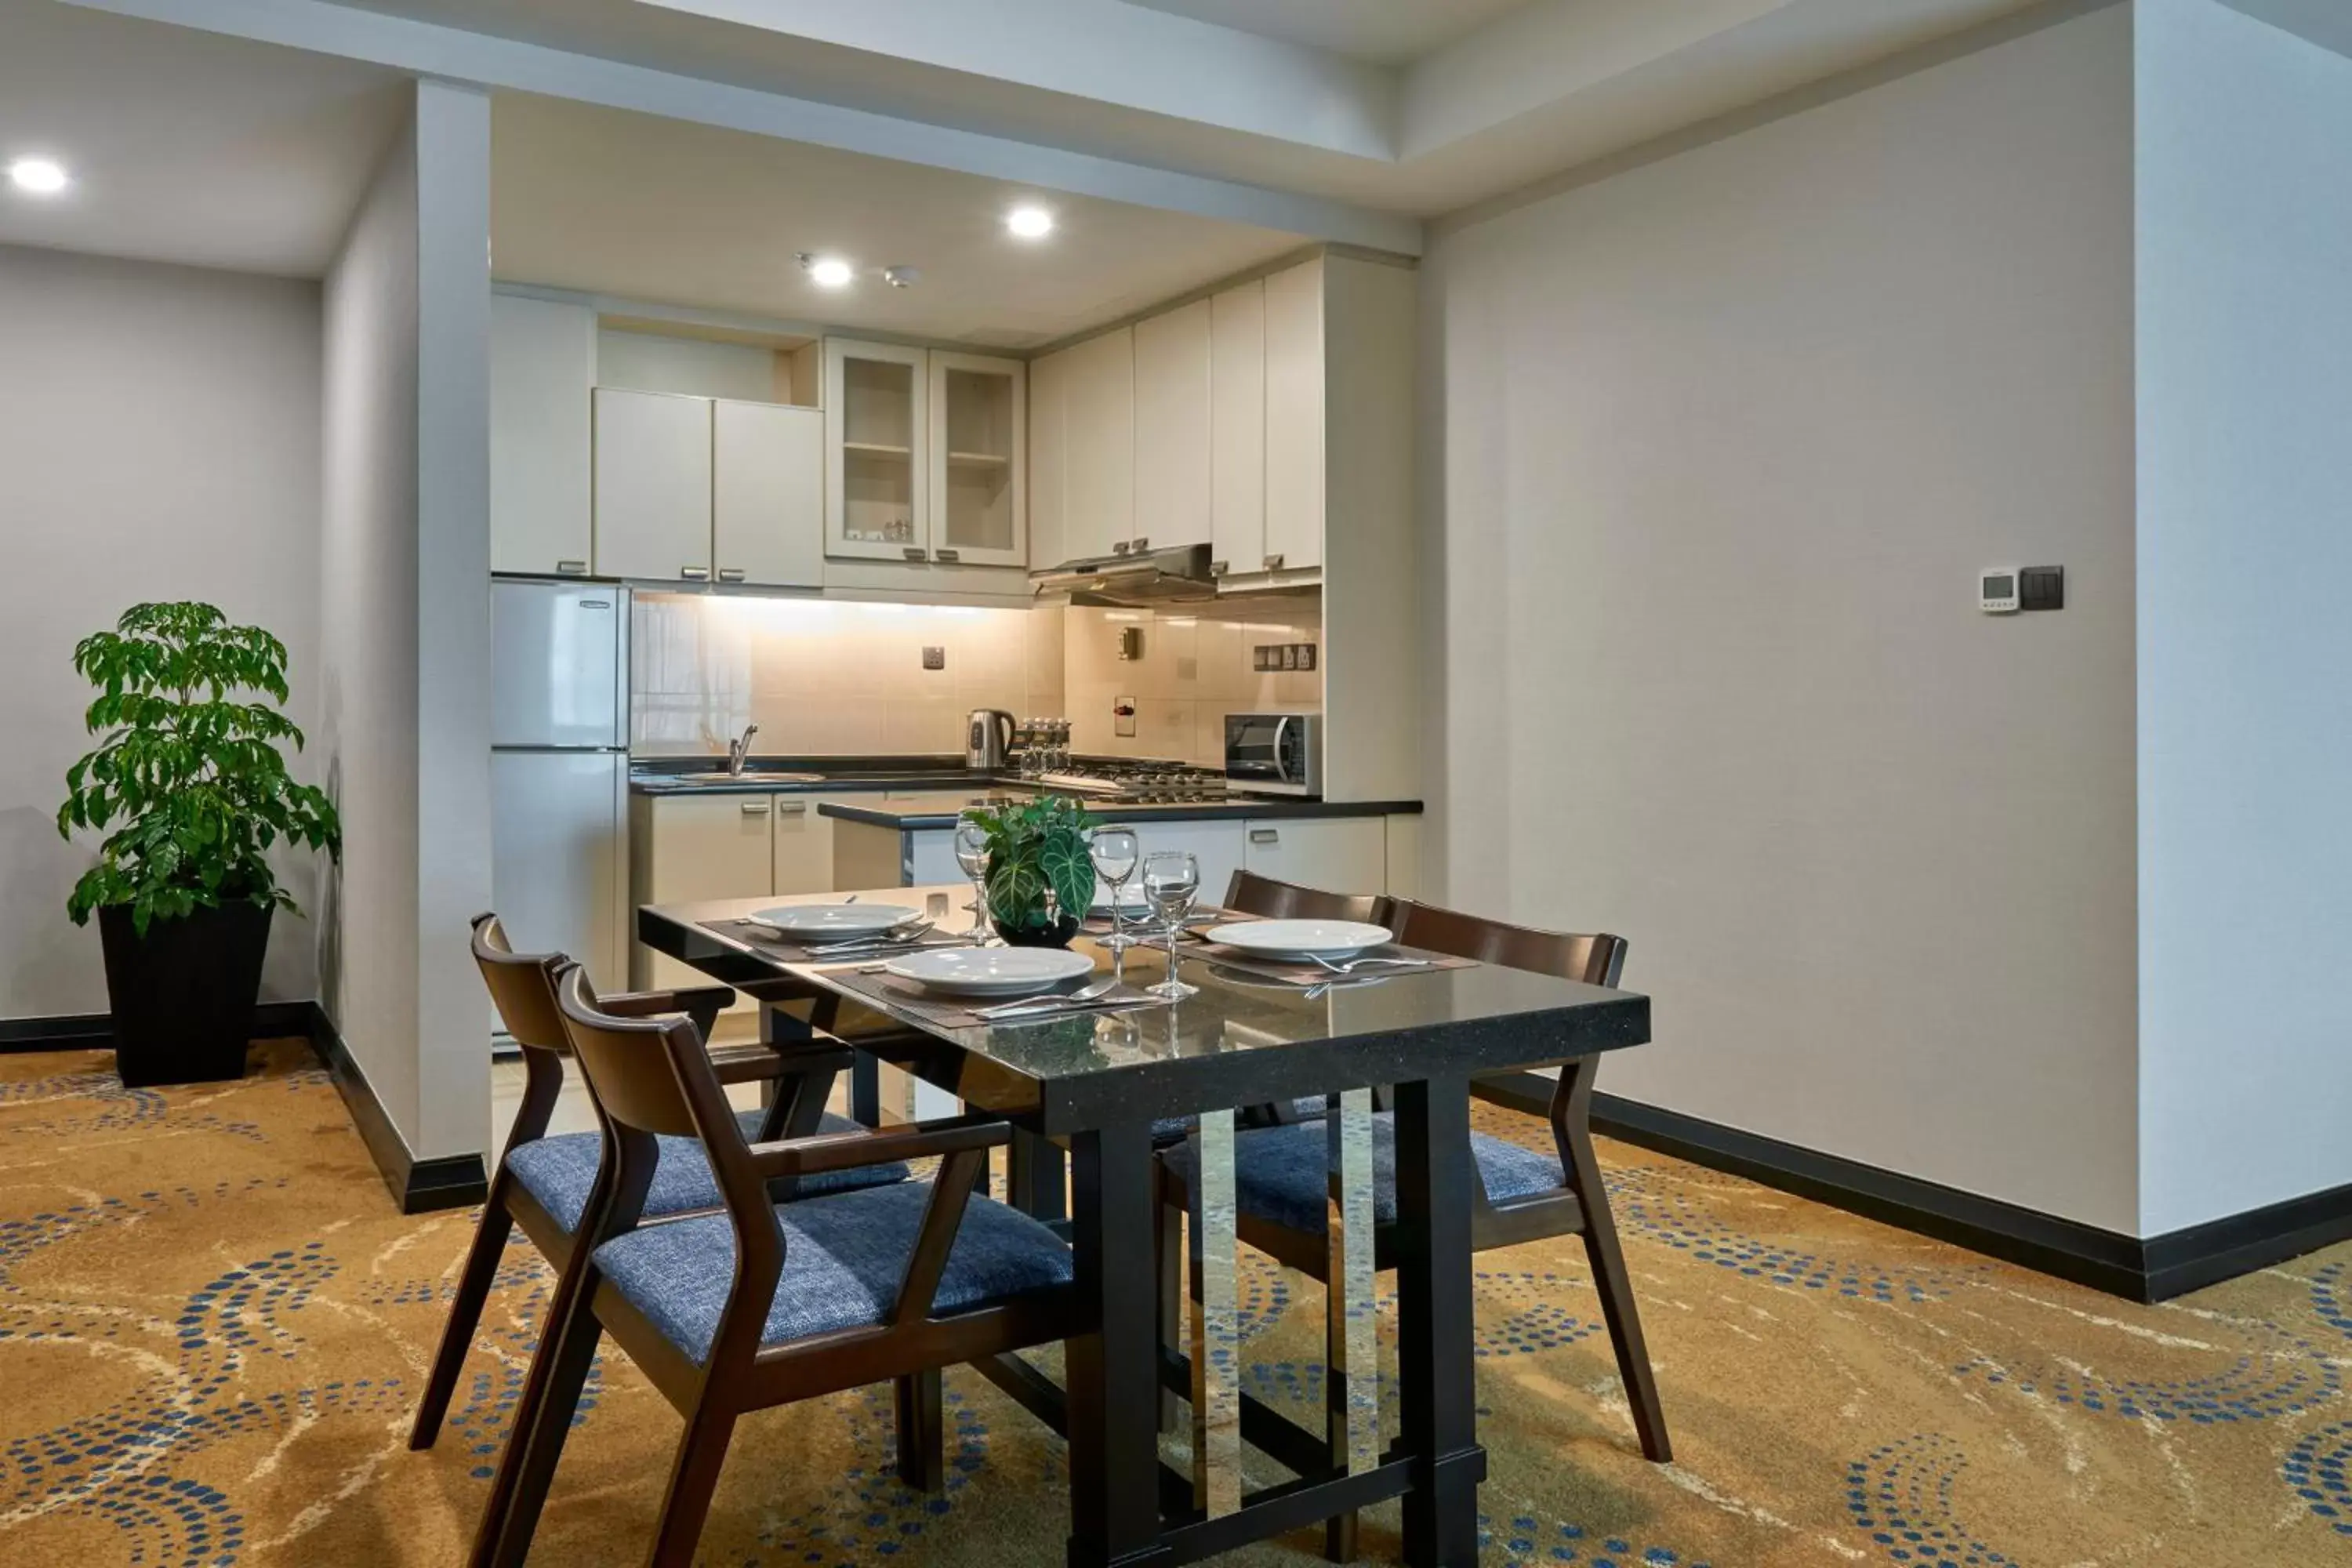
[962,796,1098,948]
[56,603,340,1087]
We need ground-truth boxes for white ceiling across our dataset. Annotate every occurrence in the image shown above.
[1120,0,1534,66]
[0,0,406,275]
[491,93,1306,348]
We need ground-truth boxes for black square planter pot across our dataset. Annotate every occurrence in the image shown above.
[96,899,273,1087]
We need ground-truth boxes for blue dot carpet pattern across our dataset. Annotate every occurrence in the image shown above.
[3,1039,2348,1565]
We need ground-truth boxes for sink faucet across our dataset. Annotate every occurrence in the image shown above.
[724,722,760,776]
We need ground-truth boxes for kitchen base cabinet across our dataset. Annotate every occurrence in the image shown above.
[630,792,776,1036]
[1240,817,1385,899]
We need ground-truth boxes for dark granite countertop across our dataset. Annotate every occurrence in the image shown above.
[629,756,1002,797]
[818,791,1421,830]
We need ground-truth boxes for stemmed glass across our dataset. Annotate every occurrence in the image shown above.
[953,821,993,945]
[1140,850,1201,1000]
[1088,827,1141,953]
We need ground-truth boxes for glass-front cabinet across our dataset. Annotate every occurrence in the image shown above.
[927,351,1026,567]
[824,339,927,561]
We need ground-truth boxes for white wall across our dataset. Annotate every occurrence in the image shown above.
[0,245,324,1020]
[1423,7,2143,1232]
[2133,0,2352,1232]
[318,78,492,1162]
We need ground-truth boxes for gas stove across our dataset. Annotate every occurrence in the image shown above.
[1036,761,1232,805]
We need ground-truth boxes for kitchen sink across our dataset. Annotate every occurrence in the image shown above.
[666,771,826,786]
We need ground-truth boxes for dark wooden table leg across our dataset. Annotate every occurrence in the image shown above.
[1065,1118,1170,1568]
[1007,1132,1069,1222]
[1392,1073,1486,1568]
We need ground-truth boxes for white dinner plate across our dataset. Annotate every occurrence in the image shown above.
[1203,920,1392,961]
[884,946,1097,998]
[750,903,921,939]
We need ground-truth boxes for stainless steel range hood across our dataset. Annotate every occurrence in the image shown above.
[1029,541,1217,606]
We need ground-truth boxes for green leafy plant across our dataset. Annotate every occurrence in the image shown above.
[961,796,1099,932]
[56,603,341,935]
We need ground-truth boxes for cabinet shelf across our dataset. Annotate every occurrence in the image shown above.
[843,441,913,458]
[946,450,1011,466]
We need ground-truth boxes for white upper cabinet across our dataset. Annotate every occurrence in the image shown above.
[1062,327,1135,562]
[1027,345,1070,570]
[1133,298,1214,553]
[824,339,929,561]
[713,401,823,589]
[927,351,1026,567]
[1209,280,1266,579]
[1262,259,1326,574]
[491,295,594,576]
[593,388,713,584]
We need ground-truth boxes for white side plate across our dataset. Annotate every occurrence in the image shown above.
[884,946,1096,998]
[1204,920,1392,961]
[750,903,921,938]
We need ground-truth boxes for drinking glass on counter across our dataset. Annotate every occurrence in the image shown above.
[953,821,993,943]
[1088,827,1141,953]
[1140,850,1200,1000]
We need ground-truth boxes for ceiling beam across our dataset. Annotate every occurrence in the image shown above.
[63,0,1425,254]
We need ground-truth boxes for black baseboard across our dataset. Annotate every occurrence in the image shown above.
[2,1000,487,1216]
[1476,1072,2352,1304]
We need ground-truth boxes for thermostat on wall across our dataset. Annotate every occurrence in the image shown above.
[1979,568,2020,614]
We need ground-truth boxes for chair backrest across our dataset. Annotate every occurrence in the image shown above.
[1389,901,1628,987]
[471,913,570,1054]
[1223,869,1394,926]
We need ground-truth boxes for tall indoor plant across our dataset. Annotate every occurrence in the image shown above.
[962,797,1098,946]
[56,603,340,1087]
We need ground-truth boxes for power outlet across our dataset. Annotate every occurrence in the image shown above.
[1113,695,1138,739]
[921,646,946,670]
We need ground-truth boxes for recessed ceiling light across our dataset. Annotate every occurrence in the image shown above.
[8,158,70,196]
[1007,205,1054,240]
[800,253,855,289]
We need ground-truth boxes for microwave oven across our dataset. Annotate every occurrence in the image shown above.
[1223,713,1323,797]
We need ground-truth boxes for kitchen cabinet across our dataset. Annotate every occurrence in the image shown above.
[491,294,595,576]
[713,400,823,588]
[593,388,713,584]
[1261,259,1326,575]
[1208,280,1265,579]
[825,339,929,561]
[769,793,834,895]
[1133,299,1213,552]
[1027,345,1069,572]
[928,352,1026,566]
[629,791,775,1027]
[1241,816,1385,896]
[1062,327,1135,561]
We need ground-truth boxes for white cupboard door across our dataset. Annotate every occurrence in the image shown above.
[1132,821,1247,913]
[1063,328,1135,562]
[1132,299,1213,552]
[1241,817,1385,898]
[1209,281,1266,579]
[770,795,837,894]
[713,401,823,589]
[593,388,713,583]
[825,339,928,561]
[638,793,774,1022]
[1027,346,1070,570]
[928,351,1027,567]
[1262,260,1326,574]
[491,295,595,576]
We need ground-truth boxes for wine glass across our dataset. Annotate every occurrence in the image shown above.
[953,821,993,944]
[1088,827,1141,953]
[1139,850,1200,1000]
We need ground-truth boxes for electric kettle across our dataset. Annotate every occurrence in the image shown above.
[965,709,1016,770]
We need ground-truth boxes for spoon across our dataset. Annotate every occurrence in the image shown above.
[975,978,1120,1018]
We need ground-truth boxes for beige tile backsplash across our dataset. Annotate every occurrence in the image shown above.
[632,594,1065,756]
[631,592,1317,767]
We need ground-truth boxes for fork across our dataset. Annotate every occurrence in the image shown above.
[1305,953,1432,975]
[805,920,936,956]
[974,978,1122,1018]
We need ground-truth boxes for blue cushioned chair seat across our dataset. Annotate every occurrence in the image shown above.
[592,1181,1074,1363]
[506,1110,902,1234]
[1152,1098,1332,1145]
[1162,1113,1563,1235]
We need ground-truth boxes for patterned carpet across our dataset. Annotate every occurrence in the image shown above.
[3,1040,2348,1566]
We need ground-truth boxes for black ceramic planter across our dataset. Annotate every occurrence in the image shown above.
[992,909,1081,949]
[96,898,272,1087]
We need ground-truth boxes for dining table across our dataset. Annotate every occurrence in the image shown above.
[637,885,1650,1568]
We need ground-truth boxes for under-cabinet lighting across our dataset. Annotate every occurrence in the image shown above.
[1007,205,1054,240]
[7,158,69,195]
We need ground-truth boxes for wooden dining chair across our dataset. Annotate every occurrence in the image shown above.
[1221,867,1396,926]
[1160,901,1664,1559]
[415,916,909,1563]
[475,966,1082,1568]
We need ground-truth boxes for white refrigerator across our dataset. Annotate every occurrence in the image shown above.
[491,580,630,1010]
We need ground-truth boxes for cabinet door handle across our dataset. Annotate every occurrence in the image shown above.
[1210,560,1229,577]
[555,559,589,575]
[1261,553,1284,572]
[932,548,960,563]
[902,546,927,561]
[775,800,806,815]
[1250,828,1280,845]
[716,567,746,583]
[740,800,771,816]
[1110,539,1131,556]
[681,564,710,581]
[1131,536,1149,552]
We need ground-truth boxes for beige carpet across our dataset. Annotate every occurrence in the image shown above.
[2,1040,2347,1566]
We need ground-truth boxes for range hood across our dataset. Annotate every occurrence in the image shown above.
[1030,541,1217,606]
